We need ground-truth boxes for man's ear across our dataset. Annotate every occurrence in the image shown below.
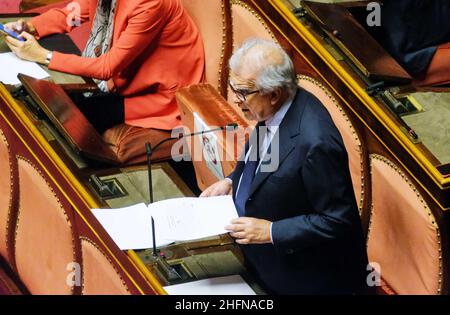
[270,88,282,105]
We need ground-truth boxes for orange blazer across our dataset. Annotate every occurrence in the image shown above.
[31,0,205,130]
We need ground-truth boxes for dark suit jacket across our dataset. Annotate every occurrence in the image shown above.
[380,0,450,75]
[231,88,369,295]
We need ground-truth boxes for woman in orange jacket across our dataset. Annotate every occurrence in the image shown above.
[5,0,205,163]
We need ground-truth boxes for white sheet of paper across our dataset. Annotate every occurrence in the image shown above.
[163,275,256,295]
[92,204,173,250]
[0,52,50,85]
[149,195,238,241]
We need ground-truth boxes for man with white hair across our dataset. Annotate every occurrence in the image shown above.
[201,38,369,294]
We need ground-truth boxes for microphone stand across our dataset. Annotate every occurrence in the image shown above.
[145,143,157,257]
[144,122,238,283]
[146,143,182,283]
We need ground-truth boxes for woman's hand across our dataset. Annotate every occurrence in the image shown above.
[5,32,50,65]
[4,19,37,36]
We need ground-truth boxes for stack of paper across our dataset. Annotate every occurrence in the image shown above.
[92,195,238,250]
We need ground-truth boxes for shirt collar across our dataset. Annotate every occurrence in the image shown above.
[264,93,295,133]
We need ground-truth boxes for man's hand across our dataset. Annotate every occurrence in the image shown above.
[200,178,232,197]
[226,217,272,245]
[5,32,50,65]
[4,19,37,36]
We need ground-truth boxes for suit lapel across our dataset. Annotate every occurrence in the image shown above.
[248,89,307,197]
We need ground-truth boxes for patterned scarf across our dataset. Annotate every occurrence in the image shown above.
[82,0,117,92]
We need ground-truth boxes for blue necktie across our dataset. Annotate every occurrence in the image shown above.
[235,122,265,216]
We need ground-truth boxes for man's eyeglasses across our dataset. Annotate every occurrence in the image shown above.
[228,82,259,102]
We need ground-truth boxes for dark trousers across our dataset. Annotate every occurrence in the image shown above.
[72,93,125,134]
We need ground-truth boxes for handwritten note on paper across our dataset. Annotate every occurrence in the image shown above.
[149,196,238,241]
[0,52,49,85]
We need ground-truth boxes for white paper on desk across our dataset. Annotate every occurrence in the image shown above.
[164,275,256,295]
[0,52,49,85]
[92,204,174,250]
[149,195,238,241]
